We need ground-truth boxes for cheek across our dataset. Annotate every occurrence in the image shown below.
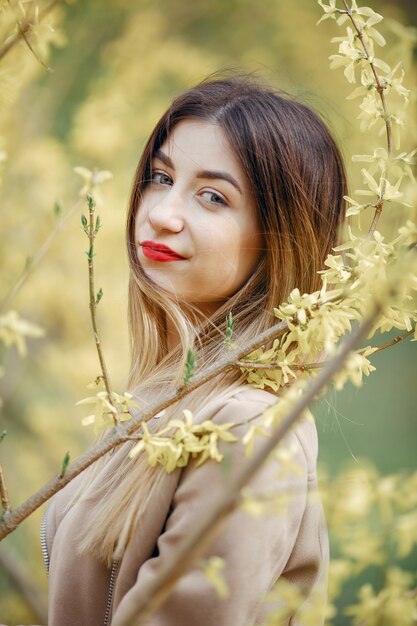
[134,204,146,238]
[199,219,241,260]
[200,223,248,284]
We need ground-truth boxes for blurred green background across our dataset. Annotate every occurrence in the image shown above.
[0,0,416,623]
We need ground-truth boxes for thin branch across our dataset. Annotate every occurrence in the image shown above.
[116,302,383,626]
[363,326,415,355]
[0,0,65,63]
[235,325,416,371]
[0,284,411,539]
[0,197,84,313]
[235,360,326,371]
[341,0,393,237]
[6,0,53,72]
[0,463,10,514]
[0,316,291,539]
[84,195,118,423]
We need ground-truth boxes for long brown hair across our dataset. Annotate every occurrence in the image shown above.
[73,73,348,564]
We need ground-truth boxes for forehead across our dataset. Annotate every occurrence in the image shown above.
[158,119,242,176]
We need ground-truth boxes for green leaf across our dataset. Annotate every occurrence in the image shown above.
[24,256,33,271]
[96,288,103,304]
[224,312,234,345]
[85,245,94,261]
[60,451,70,477]
[53,200,62,218]
[95,215,101,233]
[0,430,7,444]
[183,347,196,386]
[86,194,96,211]
[81,214,88,228]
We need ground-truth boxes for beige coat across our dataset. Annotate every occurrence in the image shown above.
[41,385,328,626]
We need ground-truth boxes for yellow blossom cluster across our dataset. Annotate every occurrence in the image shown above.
[76,377,139,431]
[239,222,417,394]
[321,463,417,625]
[75,390,137,430]
[257,463,417,625]
[239,0,417,383]
[128,409,238,473]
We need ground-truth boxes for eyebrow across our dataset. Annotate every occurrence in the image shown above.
[153,149,242,194]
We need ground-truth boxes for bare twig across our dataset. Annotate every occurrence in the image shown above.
[83,194,118,423]
[235,360,326,371]
[341,0,393,237]
[363,326,415,354]
[6,0,53,71]
[115,302,384,626]
[0,0,65,63]
[0,197,84,313]
[0,463,10,514]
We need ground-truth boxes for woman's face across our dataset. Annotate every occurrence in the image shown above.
[134,119,264,316]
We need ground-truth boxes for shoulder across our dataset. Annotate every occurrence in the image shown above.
[208,383,318,475]
[208,384,279,424]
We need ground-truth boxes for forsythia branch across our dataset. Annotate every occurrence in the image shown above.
[0,0,65,63]
[235,325,416,373]
[0,316,291,539]
[6,0,53,72]
[83,194,118,424]
[0,197,84,313]
[341,0,393,237]
[236,360,326,372]
[363,325,415,355]
[116,301,385,626]
[0,462,11,514]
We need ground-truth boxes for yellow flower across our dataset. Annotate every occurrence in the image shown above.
[0,310,45,357]
[357,92,384,131]
[77,389,137,429]
[346,67,377,100]
[319,254,353,283]
[128,410,237,473]
[329,27,366,84]
[316,0,338,25]
[73,166,113,204]
[394,149,417,182]
[380,62,410,101]
[199,557,229,599]
[360,10,386,47]
[242,423,270,458]
[355,169,410,206]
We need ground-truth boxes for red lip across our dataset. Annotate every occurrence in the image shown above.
[140,240,186,262]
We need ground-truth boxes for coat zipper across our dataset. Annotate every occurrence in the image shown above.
[40,508,50,575]
[103,559,121,626]
[41,507,121,626]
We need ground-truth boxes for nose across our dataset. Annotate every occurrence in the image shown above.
[146,188,184,234]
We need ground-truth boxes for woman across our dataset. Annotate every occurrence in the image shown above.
[41,75,347,626]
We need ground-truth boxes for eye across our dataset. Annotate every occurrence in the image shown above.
[151,170,173,186]
[199,190,228,207]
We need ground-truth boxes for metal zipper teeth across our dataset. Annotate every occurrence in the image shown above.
[40,508,50,575]
[41,506,119,625]
[103,559,121,626]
